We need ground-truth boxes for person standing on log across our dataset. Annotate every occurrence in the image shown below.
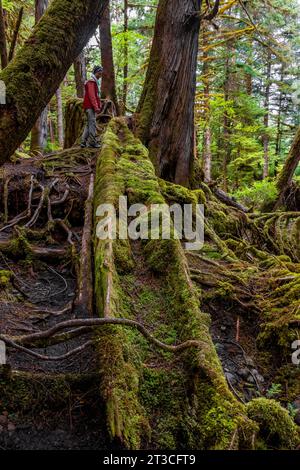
[81,65,103,148]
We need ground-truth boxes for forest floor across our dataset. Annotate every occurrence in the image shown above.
[0,136,116,448]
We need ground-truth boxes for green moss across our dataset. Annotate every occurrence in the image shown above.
[0,372,98,414]
[0,270,12,287]
[158,179,205,205]
[113,239,135,274]
[246,398,300,450]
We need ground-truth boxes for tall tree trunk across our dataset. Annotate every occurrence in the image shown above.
[275,65,285,160]
[202,27,212,183]
[122,0,128,114]
[0,0,109,164]
[263,53,271,179]
[30,0,49,154]
[56,87,64,148]
[0,0,8,69]
[222,38,235,192]
[274,126,300,209]
[74,51,86,99]
[8,6,23,62]
[49,111,55,146]
[30,107,48,153]
[137,0,202,186]
[99,2,119,113]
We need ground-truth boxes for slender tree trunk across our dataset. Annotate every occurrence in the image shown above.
[0,1,8,69]
[30,107,48,153]
[275,65,285,158]
[263,53,271,179]
[56,87,64,148]
[49,113,55,146]
[74,52,86,99]
[122,0,128,114]
[137,0,202,186]
[203,127,212,183]
[222,39,235,192]
[30,0,49,154]
[100,2,119,113]
[0,0,109,164]
[245,71,252,96]
[202,27,212,183]
[8,6,23,62]
[274,126,300,208]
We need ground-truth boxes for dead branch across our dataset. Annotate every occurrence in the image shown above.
[74,174,94,316]
[213,187,249,213]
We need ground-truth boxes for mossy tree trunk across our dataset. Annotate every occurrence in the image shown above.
[7,6,23,62]
[0,0,108,164]
[137,0,202,186]
[100,2,119,114]
[30,0,49,154]
[0,0,8,69]
[64,98,85,149]
[74,51,86,99]
[56,86,64,147]
[275,126,300,208]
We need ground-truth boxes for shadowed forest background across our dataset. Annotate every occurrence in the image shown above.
[0,0,299,452]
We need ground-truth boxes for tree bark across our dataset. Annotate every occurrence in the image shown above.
[74,51,86,99]
[30,106,48,153]
[263,53,271,179]
[121,0,129,114]
[56,87,64,148]
[274,126,300,208]
[30,1,49,154]
[137,0,202,186]
[0,0,109,164]
[8,6,23,62]
[64,98,85,149]
[99,2,119,113]
[275,65,285,158]
[222,38,235,192]
[202,26,212,183]
[0,0,8,69]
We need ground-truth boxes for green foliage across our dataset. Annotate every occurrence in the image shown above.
[233,180,278,210]
[266,383,283,399]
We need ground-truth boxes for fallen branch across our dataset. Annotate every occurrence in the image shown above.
[74,174,94,316]
[213,187,249,213]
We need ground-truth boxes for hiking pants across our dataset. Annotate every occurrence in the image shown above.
[81,109,97,145]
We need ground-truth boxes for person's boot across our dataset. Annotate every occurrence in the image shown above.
[80,142,87,148]
[88,142,100,149]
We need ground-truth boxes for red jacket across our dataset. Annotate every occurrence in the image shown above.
[83,79,101,113]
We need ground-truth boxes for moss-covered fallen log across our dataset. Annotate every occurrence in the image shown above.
[93,118,260,450]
